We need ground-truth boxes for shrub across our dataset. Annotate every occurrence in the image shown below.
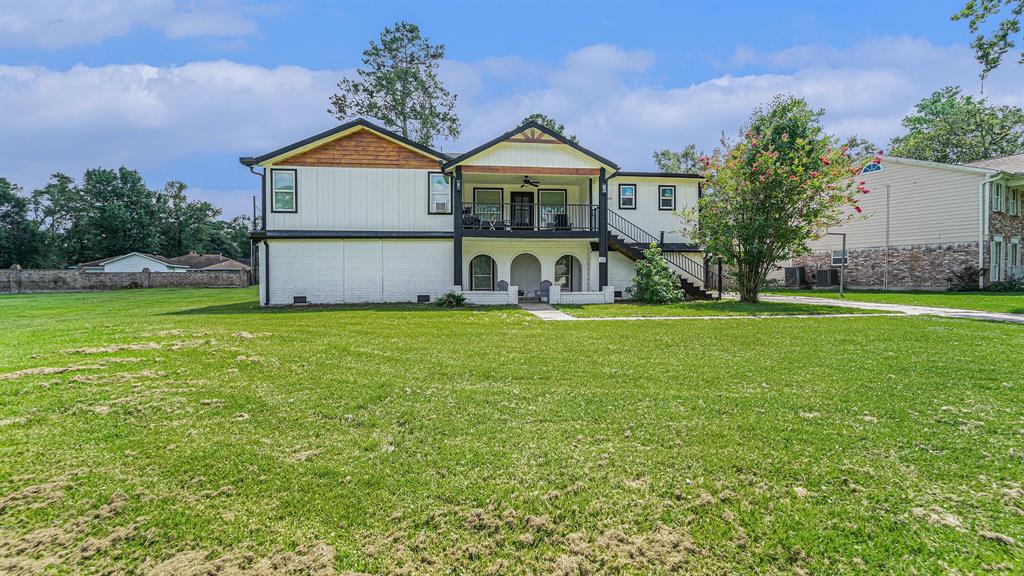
[435,291,468,307]
[988,276,1024,292]
[946,264,985,291]
[627,243,684,304]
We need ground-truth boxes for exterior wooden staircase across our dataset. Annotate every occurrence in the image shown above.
[606,210,716,300]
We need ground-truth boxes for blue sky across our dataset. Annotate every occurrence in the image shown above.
[2,0,1021,217]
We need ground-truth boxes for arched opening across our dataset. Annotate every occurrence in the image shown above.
[470,254,496,291]
[555,254,583,292]
[510,253,542,299]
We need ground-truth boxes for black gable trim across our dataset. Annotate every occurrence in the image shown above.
[614,171,702,179]
[441,120,620,171]
[239,118,447,166]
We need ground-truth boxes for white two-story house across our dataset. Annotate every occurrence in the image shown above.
[241,119,711,306]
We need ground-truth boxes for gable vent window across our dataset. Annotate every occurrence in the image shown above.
[428,172,452,214]
[271,169,297,213]
[861,162,882,174]
[658,185,676,210]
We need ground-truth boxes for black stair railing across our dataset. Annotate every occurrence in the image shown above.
[606,210,707,286]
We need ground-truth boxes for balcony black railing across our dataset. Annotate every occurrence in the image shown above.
[461,202,598,232]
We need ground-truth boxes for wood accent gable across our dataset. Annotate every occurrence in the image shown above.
[278,129,439,169]
[506,127,561,144]
[460,165,600,176]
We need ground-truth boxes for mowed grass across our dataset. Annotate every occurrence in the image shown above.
[768,288,1024,314]
[556,300,885,318]
[1,288,1022,574]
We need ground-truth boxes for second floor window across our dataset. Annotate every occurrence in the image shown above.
[271,169,297,212]
[992,182,1004,212]
[428,172,451,214]
[618,184,636,209]
[1009,188,1020,216]
[659,185,676,210]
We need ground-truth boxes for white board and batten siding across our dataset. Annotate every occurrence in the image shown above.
[260,239,453,305]
[807,160,985,252]
[266,167,452,232]
[607,177,699,244]
[464,142,599,170]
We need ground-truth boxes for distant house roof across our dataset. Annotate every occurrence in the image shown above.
[965,154,1024,176]
[77,252,187,269]
[166,252,250,271]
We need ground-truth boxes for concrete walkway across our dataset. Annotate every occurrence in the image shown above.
[519,298,1024,324]
[759,294,1024,325]
[518,302,905,322]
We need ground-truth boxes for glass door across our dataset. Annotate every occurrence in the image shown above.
[510,191,533,229]
[539,189,567,229]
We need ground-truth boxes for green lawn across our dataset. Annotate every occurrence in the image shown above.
[1,288,1022,574]
[557,300,885,318]
[768,288,1024,314]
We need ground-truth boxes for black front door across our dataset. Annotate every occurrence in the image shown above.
[510,192,533,229]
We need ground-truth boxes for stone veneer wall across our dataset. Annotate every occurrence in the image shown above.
[1,267,249,294]
[791,242,979,290]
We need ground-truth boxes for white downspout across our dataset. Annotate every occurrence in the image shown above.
[979,174,999,289]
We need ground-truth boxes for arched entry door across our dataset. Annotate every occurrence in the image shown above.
[510,253,542,300]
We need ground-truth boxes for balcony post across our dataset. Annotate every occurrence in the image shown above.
[599,168,608,288]
[453,166,463,288]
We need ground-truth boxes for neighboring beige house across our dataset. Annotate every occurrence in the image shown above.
[787,154,1024,290]
[241,118,711,306]
[76,252,189,273]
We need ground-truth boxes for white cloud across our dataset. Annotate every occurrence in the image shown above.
[2,37,1020,214]
[0,0,261,49]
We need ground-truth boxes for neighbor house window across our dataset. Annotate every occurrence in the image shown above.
[861,162,882,174]
[992,237,1004,280]
[658,185,676,210]
[618,184,636,209]
[428,172,451,214]
[470,254,496,291]
[1010,238,1021,275]
[271,169,297,212]
[992,182,1004,212]
[1009,188,1020,216]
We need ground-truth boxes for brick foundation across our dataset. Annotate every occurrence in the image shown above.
[791,242,980,290]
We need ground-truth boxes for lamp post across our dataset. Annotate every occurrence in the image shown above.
[825,232,847,296]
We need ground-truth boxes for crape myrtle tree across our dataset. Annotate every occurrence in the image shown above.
[329,21,460,146]
[683,95,877,303]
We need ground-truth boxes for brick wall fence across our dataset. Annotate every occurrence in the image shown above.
[791,242,979,290]
[0,266,250,294]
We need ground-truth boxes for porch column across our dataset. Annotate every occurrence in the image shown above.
[453,166,463,288]
[598,167,608,288]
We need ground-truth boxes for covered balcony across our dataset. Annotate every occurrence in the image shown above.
[458,173,599,238]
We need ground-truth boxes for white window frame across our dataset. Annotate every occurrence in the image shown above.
[270,168,298,213]
[618,183,636,210]
[428,171,451,214]
[658,185,676,211]
[1010,237,1021,277]
[1009,188,1020,216]
[991,182,1003,213]
[991,236,1004,281]
[831,250,848,266]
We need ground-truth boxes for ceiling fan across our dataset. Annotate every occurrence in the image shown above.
[519,175,540,188]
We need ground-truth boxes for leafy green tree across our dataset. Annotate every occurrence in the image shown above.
[520,113,577,143]
[329,21,460,145]
[685,95,872,303]
[653,144,704,173]
[158,180,221,257]
[31,173,91,266]
[0,178,53,268]
[201,215,254,260]
[79,168,164,262]
[627,243,684,303]
[888,86,1024,164]
[952,0,1022,89]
